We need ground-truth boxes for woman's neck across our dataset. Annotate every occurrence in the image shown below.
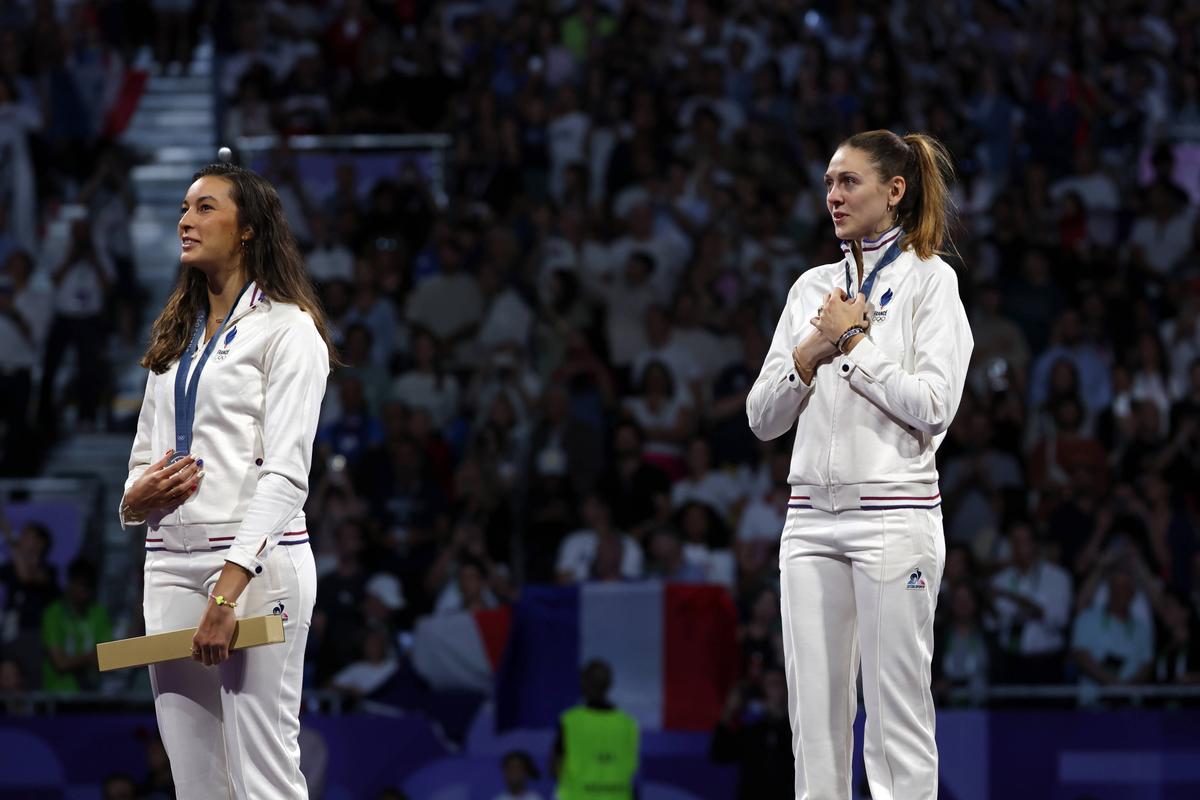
[851,219,898,279]
[206,265,248,322]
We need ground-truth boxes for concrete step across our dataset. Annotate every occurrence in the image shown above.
[145,74,213,94]
[122,129,216,150]
[137,93,214,112]
[127,108,214,130]
[142,145,221,165]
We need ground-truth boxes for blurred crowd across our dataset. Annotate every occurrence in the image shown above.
[2,0,1200,765]
[0,0,161,469]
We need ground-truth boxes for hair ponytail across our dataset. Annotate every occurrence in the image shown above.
[900,133,955,260]
[841,130,957,260]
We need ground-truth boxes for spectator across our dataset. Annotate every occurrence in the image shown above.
[137,733,176,800]
[599,251,658,376]
[595,420,671,540]
[331,626,399,699]
[630,305,702,405]
[391,327,462,430]
[709,669,793,799]
[344,258,402,368]
[40,557,109,691]
[101,773,137,800]
[0,274,34,449]
[404,239,483,366]
[0,75,39,252]
[426,519,510,615]
[936,583,992,705]
[989,522,1074,684]
[0,518,58,687]
[736,447,791,544]
[5,250,51,351]
[670,438,745,521]
[1028,310,1112,421]
[306,212,354,284]
[708,326,769,467]
[1154,593,1200,686]
[552,660,639,800]
[434,556,502,615]
[676,501,735,588]
[738,587,783,683]
[38,218,112,435]
[938,410,1024,554]
[339,323,390,415]
[621,360,692,479]
[556,494,644,584]
[1126,182,1197,282]
[362,572,405,631]
[527,382,604,501]
[647,527,706,584]
[312,519,369,685]
[494,750,544,800]
[316,374,384,467]
[0,655,30,714]
[1071,564,1155,694]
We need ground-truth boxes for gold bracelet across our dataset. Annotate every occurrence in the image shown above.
[209,592,237,610]
[120,502,146,524]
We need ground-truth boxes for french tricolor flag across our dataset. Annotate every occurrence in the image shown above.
[411,607,513,692]
[495,582,740,731]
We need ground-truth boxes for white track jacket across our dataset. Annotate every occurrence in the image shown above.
[747,229,973,503]
[121,282,329,577]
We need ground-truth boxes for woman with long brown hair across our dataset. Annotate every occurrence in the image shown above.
[747,130,973,799]
[119,162,335,798]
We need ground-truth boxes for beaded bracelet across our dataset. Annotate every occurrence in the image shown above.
[209,592,237,610]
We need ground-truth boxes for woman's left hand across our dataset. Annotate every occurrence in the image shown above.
[192,600,238,666]
[813,290,870,344]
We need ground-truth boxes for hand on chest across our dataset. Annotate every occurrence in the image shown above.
[800,272,914,356]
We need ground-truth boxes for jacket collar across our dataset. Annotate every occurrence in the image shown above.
[840,227,903,293]
[224,280,269,325]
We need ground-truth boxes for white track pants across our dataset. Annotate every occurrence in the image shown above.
[143,542,316,800]
[779,504,945,800]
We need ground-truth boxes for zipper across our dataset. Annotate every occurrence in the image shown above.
[827,356,839,489]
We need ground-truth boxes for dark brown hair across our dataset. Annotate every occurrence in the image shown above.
[840,130,956,260]
[141,163,339,373]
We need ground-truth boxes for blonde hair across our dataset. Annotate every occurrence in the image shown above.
[840,130,957,260]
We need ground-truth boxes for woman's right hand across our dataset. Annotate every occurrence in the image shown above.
[122,450,203,517]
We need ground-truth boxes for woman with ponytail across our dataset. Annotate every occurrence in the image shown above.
[119,162,336,798]
[747,130,972,799]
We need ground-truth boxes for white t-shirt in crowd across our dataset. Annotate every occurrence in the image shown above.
[307,243,355,283]
[622,395,690,459]
[682,543,735,588]
[390,370,461,429]
[670,470,744,518]
[555,529,644,583]
[54,257,113,318]
[990,561,1074,655]
[1126,208,1197,275]
[738,495,786,542]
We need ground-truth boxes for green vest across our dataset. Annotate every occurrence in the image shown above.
[557,706,639,800]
